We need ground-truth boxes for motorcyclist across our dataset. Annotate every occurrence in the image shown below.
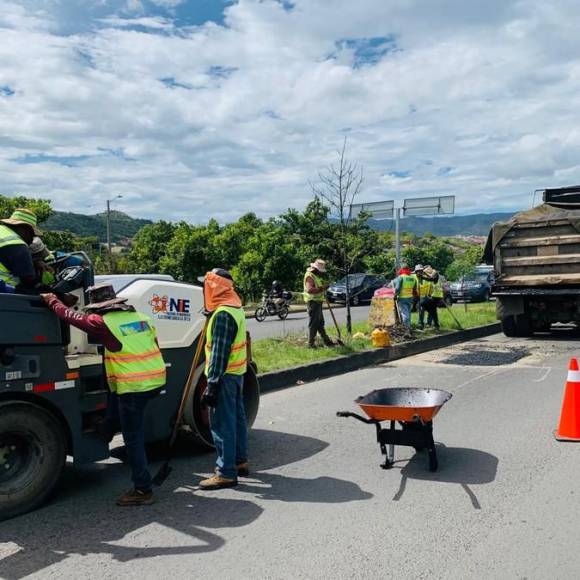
[269,280,285,309]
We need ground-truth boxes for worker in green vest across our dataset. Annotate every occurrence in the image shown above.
[394,263,418,328]
[303,258,334,348]
[416,264,433,329]
[41,283,166,506]
[426,267,444,329]
[0,208,41,292]
[199,268,249,490]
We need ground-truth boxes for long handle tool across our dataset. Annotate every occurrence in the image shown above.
[325,298,345,346]
[153,318,209,486]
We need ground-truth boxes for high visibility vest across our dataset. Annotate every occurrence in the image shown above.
[419,279,433,298]
[102,311,166,395]
[205,306,248,376]
[0,224,26,286]
[432,281,444,299]
[303,270,325,302]
[399,275,417,299]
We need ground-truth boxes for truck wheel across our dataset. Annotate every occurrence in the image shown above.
[0,402,66,521]
[184,364,261,450]
[501,315,532,337]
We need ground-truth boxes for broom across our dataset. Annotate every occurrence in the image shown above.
[153,318,209,486]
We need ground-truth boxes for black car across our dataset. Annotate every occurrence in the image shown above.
[449,266,495,303]
[327,273,387,306]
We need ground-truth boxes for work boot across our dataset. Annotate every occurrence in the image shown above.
[116,488,155,506]
[199,474,238,490]
[214,462,249,477]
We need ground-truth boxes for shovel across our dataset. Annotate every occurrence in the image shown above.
[325,298,345,346]
[153,318,209,486]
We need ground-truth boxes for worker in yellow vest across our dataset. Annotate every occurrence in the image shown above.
[415,264,433,329]
[303,258,335,348]
[394,263,418,328]
[426,268,444,329]
[41,283,166,506]
[199,268,249,490]
[0,208,41,292]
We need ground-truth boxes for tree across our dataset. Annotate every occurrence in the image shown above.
[0,194,52,223]
[125,221,177,274]
[310,139,365,335]
[446,244,484,280]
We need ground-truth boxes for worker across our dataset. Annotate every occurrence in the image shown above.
[303,258,334,348]
[198,268,249,490]
[40,283,166,507]
[426,267,443,330]
[30,236,56,286]
[416,265,433,330]
[0,208,41,292]
[393,262,418,328]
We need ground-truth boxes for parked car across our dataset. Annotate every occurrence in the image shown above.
[327,273,388,306]
[449,265,494,303]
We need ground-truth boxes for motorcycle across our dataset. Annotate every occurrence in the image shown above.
[254,291,293,322]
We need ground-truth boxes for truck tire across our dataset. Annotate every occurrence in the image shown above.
[0,402,66,521]
[184,364,261,449]
[501,314,532,338]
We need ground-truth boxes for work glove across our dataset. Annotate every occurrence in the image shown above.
[202,381,221,408]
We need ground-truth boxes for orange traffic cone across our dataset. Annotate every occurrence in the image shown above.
[555,357,580,441]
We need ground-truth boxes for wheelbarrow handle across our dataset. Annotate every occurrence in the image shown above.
[336,411,377,424]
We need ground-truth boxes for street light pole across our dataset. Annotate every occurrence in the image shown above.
[106,195,122,273]
[395,207,401,272]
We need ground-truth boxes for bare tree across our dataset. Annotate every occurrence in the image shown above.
[311,138,365,336]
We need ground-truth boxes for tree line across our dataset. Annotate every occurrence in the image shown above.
[1,194,484,301]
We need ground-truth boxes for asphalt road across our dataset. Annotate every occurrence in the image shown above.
[2,332,580,579]
[246,304,371,340]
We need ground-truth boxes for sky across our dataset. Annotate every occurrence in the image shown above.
[1,0,580,223]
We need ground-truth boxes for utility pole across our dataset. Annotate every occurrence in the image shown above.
[395,207,401,272]
[106,195,122,273]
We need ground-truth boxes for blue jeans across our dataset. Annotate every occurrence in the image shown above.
[107,389,160,492]
[210,374,248,479]
[397,298,413,328]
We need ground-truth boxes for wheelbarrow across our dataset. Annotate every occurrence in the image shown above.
[337,387,452,472]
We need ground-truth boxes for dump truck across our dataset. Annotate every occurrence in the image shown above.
[485,185,580,336]
[0,256,260,521]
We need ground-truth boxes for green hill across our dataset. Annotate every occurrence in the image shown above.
[43,210,152,243]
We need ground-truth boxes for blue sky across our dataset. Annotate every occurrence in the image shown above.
[1,0,580,222]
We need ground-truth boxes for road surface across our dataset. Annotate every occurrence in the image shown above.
[2,332,580,579]
[246,304,371,340]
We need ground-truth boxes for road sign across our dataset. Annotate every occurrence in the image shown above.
[349,200,394,221]
[403,195,455,217]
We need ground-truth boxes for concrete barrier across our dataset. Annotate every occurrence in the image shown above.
[258,323,502,393]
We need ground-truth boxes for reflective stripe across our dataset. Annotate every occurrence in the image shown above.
[568,370,580,383]
[104,348,161,363]
[108,368,167,383]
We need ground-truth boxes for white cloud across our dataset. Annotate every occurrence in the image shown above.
[0,0,580,223]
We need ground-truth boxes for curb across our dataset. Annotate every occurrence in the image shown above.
[258,323,502,393]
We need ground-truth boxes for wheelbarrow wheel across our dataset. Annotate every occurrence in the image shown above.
[428,446,438,472]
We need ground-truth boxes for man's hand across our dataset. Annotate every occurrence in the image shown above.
[202,382,220,408]
[40,293,57,304]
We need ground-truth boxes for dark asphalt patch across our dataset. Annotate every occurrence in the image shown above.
[439,346,530,366]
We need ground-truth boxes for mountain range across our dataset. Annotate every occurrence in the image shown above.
[368,212,516,237]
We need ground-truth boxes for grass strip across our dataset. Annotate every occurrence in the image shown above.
[252,302,497,373]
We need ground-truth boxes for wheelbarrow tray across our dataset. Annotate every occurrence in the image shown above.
[356,388,452,423]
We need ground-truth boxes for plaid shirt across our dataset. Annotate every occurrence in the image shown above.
[206,310,238,385]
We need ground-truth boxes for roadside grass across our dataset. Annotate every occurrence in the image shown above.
[252,302,497,373]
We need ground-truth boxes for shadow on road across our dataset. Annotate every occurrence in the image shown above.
[0,429,352,579]
[392,445,498,510]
